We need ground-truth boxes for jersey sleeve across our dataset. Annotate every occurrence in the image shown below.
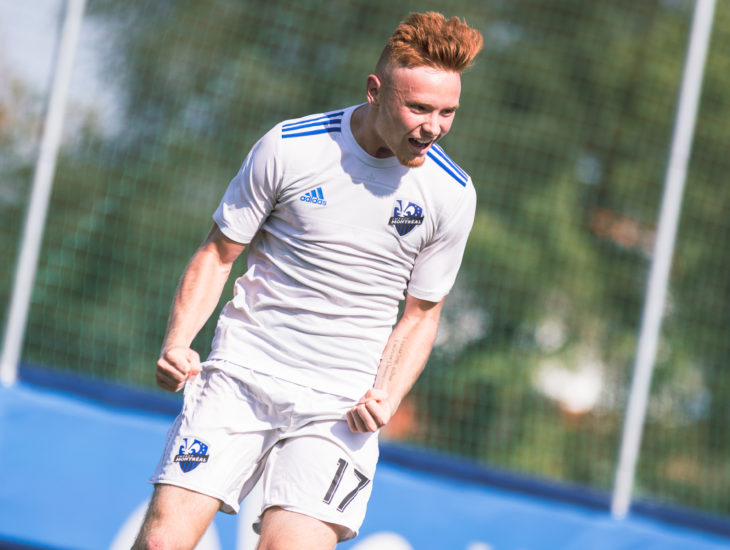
[212,125,282,244]
[406,183,477,303]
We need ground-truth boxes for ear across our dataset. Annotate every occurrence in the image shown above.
[366,74,382,106]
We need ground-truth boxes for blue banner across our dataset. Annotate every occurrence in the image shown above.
[0,380,727,550]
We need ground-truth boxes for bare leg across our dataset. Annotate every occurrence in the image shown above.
[132,484,221,550]
[256,507,345,550]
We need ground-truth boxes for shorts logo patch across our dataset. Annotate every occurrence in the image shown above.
[174,438,209,473]
[389,199,424,236]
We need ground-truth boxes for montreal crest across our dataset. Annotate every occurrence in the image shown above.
[389,199,424,236]
[174,437,210,473]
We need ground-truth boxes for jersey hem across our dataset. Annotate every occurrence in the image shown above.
[205,352,370,402]
[256,503,358,541]
[213,216,252,245]
[405,286,448,303]
[148,478,239,514]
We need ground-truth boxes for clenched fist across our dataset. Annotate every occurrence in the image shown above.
[155,346,201,392]
[346,388,394,433]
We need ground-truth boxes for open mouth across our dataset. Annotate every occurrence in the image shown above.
[408,137,435,154]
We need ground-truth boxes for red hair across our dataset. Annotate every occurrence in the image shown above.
[376,12,484,74]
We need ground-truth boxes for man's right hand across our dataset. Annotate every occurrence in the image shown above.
[156,346,201,392]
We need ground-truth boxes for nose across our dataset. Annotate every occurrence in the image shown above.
[422,112,440,138]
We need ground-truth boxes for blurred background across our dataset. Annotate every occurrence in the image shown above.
[1,0,728,530]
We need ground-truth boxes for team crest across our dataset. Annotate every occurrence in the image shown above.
[389,199,424,236]
[174,437,209,473]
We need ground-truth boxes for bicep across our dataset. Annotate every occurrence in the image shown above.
[399,294,445,326]
[200,223,246,266]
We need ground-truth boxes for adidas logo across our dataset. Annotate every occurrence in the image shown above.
[300,187,327,206]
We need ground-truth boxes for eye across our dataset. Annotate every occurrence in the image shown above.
[408,103,428,113]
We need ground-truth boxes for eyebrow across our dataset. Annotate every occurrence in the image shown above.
[406,100,460,111]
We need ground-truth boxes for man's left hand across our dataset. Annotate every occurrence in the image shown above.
[346,388,394,432]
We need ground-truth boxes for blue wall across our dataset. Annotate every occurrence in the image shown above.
[0,370,728,550]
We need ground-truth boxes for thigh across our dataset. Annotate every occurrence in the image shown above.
[256,506,341,550]
[133,484,220,550]
[150,367,280,513]
[259,420,379,542]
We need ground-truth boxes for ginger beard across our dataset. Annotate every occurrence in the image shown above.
[397,145,428,168]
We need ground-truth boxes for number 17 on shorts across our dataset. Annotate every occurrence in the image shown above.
[323,458,371,512]
[261,421,378,539]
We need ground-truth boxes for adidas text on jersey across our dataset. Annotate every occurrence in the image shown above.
[300,187,327,206]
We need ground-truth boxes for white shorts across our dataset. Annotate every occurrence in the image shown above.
[150,360,379,541]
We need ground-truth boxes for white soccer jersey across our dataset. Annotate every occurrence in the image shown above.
[210,105,476,399]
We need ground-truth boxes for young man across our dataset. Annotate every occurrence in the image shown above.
[134,11,483,550]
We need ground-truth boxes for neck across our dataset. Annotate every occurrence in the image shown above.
[350,103,391,159]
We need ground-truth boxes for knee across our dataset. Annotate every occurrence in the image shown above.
[131,484,219,549]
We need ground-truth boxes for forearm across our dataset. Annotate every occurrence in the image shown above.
[346,295,443,433]
[155,226,244,392]
[373,313,439,411]
[161,245,234,352]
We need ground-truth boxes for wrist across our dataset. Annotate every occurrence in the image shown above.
[374,389,399,414]
[386,396,400,414]
[160,342,190,355]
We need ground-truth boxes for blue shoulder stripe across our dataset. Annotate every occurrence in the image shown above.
[282,127,342,138]
[282,111,344,139]
[432,144,468,180]
[283,118,341,132]
[282,111,344,129]
[427,145,469,186]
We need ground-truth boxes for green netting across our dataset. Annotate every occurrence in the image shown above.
[2,0,728,519]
